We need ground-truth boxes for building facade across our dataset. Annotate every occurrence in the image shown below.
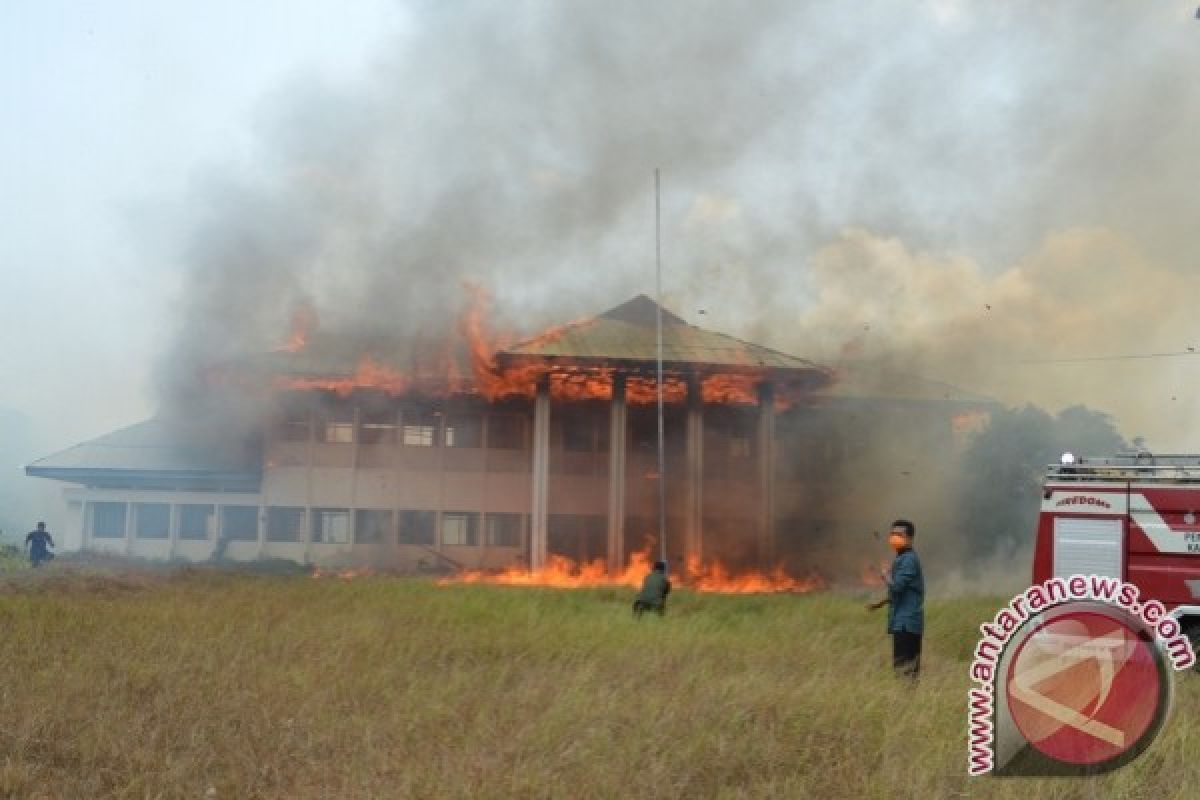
[27,296,994,573]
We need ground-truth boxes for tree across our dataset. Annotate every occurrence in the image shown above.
[956,404,1127,563]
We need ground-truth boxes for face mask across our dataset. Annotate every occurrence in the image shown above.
[889,533,907,552]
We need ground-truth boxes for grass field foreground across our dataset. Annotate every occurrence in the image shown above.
[0,569,1196,799]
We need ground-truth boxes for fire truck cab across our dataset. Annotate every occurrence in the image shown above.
[1033,452,1200,654]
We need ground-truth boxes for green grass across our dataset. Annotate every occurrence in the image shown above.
[0,568,1195,799]
[0,545,25,575]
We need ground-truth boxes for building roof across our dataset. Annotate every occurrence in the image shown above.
[25,419,261,490]
[815,367,998,406]
[499,295,829,376]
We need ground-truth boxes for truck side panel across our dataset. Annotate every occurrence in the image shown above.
[1127,487,1200,609]
[1034,484,1128,585]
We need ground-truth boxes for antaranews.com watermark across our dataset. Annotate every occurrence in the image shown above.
[967,574,1195,777]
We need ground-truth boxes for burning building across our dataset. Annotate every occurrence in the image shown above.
[25,294,994,582]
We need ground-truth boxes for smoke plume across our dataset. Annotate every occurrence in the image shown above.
[155,1,1200,581]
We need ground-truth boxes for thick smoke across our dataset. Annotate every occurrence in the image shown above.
[157,1,1200,580]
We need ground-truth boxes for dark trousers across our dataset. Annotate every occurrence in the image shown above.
[892,631,922,677]
[632,600,665,618]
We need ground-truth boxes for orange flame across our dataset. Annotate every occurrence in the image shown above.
[312,567,376,580]
[445,550,654,590]
[685,555,826,593]
[701,373,760,405]
[278,302,318,353]
[280,356,410,398]
[263,285,826,408]
[440,549,826,594]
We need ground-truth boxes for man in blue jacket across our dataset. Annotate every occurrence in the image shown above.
[867,519,924,678]
[25,521,55,568]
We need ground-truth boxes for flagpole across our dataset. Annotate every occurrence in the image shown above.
[655,169,667,568]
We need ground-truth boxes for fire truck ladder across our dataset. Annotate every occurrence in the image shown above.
[1048,453,1200,484]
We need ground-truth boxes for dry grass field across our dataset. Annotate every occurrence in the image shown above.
[0,563,1196,799]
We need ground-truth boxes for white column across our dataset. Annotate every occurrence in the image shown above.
[349,404,361,549]
[606,374,627,572]
[530,379,551,570]
[81,496,91,554]
[259,504,268,561]
[125,500,134,557]
[757,382,776,568]
[685,374,704,566]
[168,504,180,561]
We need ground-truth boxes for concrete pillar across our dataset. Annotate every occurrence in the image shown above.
[300,404,314,564]
[349,404,361,546]
[530,378,551,570]
[606,374,628,572]
[81,496,91,554]
[259,503,270,562]
[685,374,705,566]
[124,500,134,557]
[757,381,776,568]
[168,503,179,561]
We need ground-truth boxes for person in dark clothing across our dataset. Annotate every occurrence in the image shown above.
[25,522,55,568]
[633,560,671,617]
[867,519,924,678]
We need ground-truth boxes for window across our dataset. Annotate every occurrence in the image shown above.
[563,415,608,453]
[486,513,523,547]
[311,508,350,544]
[630,415,657,452]
[267,507,305,542]
[319,405,355,444]
[487,415,525,449]
[278,404,311,442]
[398,510,436,545]
[444,415,482,448]
[441,512,479,546]
[354,510,393,544]
[92,502,127,538]
[548,514,606,562]
[135,503,170,539]
[359,407,397,444]
[221,506,259,541]
[180,505,214,540]
[563,422,593,452]
[402,410,439,447]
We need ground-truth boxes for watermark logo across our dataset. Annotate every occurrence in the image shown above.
[967,575,1194,777]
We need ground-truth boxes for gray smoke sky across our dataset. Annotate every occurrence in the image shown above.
[4,0,1200,465]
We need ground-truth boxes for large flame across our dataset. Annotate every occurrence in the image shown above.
[685,555,826,593]
[280,356,410,398]
[263,285,823,407]
[440,549,827,594]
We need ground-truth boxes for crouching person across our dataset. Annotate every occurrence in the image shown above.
[633,560,671,617]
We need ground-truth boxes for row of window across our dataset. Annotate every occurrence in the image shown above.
[88,503,525,548]
[276,405,762,461]
[279,409,528,449]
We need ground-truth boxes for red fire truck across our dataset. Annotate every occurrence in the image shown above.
[1033,452,1200,654]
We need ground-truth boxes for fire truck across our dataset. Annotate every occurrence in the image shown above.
[1033,452,1200,656]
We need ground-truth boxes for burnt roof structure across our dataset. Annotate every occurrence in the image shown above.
[499,295,832,387]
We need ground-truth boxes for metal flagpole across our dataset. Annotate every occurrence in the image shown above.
[655,169,667,568]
